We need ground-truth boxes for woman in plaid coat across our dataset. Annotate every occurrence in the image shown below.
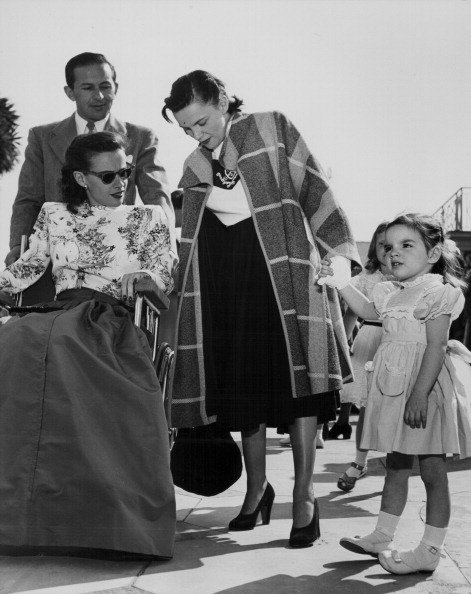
[162,70,360,547]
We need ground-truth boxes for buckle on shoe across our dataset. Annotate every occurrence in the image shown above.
[391,550,402,563]
[427,545,445,558]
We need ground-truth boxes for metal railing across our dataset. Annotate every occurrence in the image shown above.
[433,187,471,233]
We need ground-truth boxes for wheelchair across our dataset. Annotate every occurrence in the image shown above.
[0,271,176,449]
[132,277,177,448]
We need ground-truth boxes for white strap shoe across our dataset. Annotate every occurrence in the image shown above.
[378,545,443,574]
[340,532,393,557]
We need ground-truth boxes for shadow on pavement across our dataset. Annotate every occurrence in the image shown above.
[211,564,429,594]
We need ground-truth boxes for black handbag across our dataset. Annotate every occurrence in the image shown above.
[170,424,243,496]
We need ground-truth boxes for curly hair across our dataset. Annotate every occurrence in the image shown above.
[60,131,127,213]
[386,213,467,289]
[162,70,244,122]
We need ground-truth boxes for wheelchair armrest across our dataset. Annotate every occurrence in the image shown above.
[0,290,14,307]
[135,278,170,311]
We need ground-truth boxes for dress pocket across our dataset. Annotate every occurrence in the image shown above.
[377,362,406,397]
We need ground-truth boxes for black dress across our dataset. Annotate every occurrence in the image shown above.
[198,207,336,432]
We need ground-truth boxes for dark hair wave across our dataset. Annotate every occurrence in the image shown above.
[60,131,127,213]
[65,52,116,88]
[162,70,243,122]
[386,213,467,289]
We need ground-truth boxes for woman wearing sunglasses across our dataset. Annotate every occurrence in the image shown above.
[0,131,177,558]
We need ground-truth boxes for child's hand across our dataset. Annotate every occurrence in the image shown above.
[317,255,351,289]
[404,391,428,429]
[317,257,334,283]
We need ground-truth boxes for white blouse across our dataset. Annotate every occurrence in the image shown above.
[205,121,251,226]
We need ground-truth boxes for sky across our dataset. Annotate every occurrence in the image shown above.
[1,0,471,265]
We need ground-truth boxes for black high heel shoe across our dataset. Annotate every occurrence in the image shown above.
[327,422,352,440]
[228,483,275,531]
[289,498,321,548]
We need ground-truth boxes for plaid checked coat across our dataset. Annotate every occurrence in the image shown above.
[171,111,361,427]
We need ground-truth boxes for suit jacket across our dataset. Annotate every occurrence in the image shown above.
[9,114,172,249]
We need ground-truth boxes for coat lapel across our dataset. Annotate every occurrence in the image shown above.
[179,147,213,188]
[179,113,250,189]
[49,115,77,162]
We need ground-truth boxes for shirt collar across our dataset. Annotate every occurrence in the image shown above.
[75,112,110,135]
[213,116,234,159]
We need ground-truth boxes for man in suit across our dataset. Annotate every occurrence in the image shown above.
[6,52,173,303]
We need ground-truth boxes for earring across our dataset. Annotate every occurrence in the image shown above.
[84,185,88,189]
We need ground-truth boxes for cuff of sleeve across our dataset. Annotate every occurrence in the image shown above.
[336,279,352,290]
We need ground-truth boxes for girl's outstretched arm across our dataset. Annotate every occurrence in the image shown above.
[318,258,378,320]
[339,284,379,321]
[404,314,450,429]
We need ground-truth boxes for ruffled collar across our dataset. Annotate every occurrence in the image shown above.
[377,270,395,282]
[399,273,443,288]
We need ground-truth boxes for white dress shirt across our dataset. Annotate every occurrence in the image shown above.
[75,112,109,135]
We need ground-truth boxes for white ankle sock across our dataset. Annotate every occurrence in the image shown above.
[374,511,400,539]
[345,453,368,478]
[421,524,447,550]
[355,450,368,467]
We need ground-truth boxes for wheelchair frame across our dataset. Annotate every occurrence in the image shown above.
[134,278,176,448]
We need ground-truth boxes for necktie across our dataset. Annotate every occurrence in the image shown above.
[86,122,96,134]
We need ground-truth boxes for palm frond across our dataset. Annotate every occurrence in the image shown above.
[0,98,21,175]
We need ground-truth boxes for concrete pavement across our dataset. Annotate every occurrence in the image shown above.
[1,422,470,594]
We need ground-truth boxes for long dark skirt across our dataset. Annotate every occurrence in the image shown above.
[0,290,175,557]
[198,209,336,432]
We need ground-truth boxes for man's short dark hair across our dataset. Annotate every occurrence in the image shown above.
[65,52,117,88]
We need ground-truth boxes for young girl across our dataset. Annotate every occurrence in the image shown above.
[337,222,393,492]
[319,213,471,574]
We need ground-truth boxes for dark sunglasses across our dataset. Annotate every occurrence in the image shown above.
[84,164,134,185]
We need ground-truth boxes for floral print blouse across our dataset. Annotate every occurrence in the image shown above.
[0,203,177,299]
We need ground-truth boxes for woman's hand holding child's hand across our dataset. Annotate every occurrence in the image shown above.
[318,258,334,282]
[317,256,351,289]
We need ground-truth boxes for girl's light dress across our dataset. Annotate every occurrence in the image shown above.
[361,273,471,458]
[341,269,392,406]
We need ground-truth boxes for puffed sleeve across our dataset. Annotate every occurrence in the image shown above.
[417,283,465,322]
[371,281,398,316]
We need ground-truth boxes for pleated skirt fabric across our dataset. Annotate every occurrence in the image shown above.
[198,208,336,432]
